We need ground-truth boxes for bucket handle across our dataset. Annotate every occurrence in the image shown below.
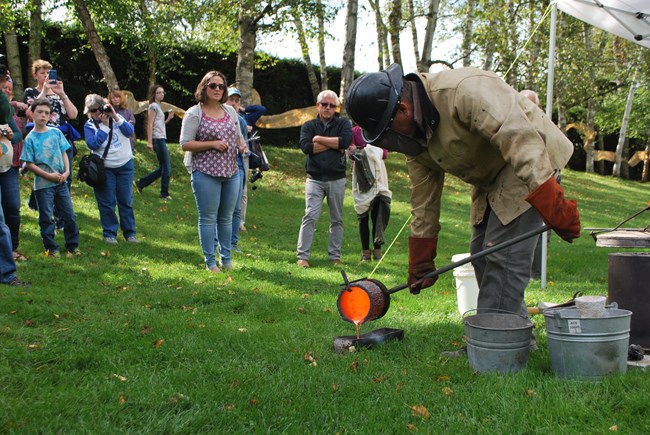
[462,308,530,320]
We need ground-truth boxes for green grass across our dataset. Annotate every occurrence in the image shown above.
[1,141,649,433]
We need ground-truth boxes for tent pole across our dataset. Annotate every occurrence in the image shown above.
[541,2,558,290]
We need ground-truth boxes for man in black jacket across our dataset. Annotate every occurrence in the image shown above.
[296,90,352,267]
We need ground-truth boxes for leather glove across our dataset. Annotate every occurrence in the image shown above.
[526,176,581,242]
[408,236,438,294]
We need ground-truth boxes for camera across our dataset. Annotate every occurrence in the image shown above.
[249,169,263,190]
[99,104,112,113]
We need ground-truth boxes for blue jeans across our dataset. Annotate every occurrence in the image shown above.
[0,167,21,250]
[0,183,17,283]
[139,138,171,197]
[93,159,136,239]
[191,170,238,269]
[54,147,74,229]
[34,183,79,253]
[231,165,245,247]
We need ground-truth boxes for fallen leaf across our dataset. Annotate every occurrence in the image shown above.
[331,384,339,393]
[373,376,385,383]
[303,351,316,364]
[141,326,153,335]
[153,339,164,348]
[9,310,17,314]
[411,405,430,420]
[407,424,417,431]
[348,346,357,353]
[249,399,258,406]
[526,389,535,397]
[118,395,126,405]
[238,328,248,333]
[224,403,235,411]
[350,360,359,371]
[112,373,128,382]
[25,319,34,327]
[323,307,332,313]
[301,293,310,299]
[437,375,450,382]
[442,387,454,396]
[27,343,40,349]
[609,425,619,432]
[298,307,306,314]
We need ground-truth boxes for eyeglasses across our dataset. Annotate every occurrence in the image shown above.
[207,83,227,91]
[319,102,338,109]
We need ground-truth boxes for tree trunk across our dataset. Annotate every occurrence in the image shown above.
[139,0,157,88]
[642,131,650,182]
[461,0,476,67]
[339,0,358,111]
[3,30,24,96]
[71,0,119,91]
[388,0,402,66]
[418,0,440,72]
[368,0,388,69]
[612,75,638,178]
[293,10,320,101]
[407,0,419,67]
[236,13,257,106]
[28,0,43,80]
[316,0,328,90]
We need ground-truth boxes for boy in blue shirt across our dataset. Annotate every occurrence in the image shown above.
[21,99,80,257]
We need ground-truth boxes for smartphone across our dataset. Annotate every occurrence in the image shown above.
[48,69,57,85]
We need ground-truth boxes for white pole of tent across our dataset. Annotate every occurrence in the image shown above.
[542,2,558,290]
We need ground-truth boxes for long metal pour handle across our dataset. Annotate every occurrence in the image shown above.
[386,224,551,295]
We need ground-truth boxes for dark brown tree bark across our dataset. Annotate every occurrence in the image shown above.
[70,0,120,90]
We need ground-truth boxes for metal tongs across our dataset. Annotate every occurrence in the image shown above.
[587,202,650,242]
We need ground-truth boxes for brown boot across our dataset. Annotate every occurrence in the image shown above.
[361,250,371,261]
[373,248,383,260]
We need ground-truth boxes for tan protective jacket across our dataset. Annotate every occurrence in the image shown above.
[406,68,573,238]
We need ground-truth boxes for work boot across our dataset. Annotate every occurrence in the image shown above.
[373,248,383,260]
[361,250,371,262]
[297,259,310,268]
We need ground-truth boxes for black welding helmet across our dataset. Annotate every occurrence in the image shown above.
[346,64,425,156]
[346,64,403,144]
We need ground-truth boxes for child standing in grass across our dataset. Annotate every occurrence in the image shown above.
[21,98,80,257]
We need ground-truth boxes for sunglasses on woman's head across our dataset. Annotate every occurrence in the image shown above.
[207,83,226,90]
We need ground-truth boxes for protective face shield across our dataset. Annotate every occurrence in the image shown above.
[372,127,427,156]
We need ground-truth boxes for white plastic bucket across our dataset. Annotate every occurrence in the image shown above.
[451,253,480,316]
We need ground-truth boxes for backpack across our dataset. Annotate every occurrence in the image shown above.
[248,130,269,172]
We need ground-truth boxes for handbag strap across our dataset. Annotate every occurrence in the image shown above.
[101,117,113,160]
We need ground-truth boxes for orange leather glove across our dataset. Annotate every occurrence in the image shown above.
[526,177,581,242]
[408,236,438,294]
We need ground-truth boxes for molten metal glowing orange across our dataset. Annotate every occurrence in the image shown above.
[338,286,371,324]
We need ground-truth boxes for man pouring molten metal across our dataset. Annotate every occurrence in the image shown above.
[345,64,580,354]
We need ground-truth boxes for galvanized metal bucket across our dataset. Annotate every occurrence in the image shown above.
[543,306,632,380]
[464,310,533,374]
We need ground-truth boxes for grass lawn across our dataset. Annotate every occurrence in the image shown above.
[1,140,649,433]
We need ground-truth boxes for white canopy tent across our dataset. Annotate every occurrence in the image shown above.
[540,0,650,288]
